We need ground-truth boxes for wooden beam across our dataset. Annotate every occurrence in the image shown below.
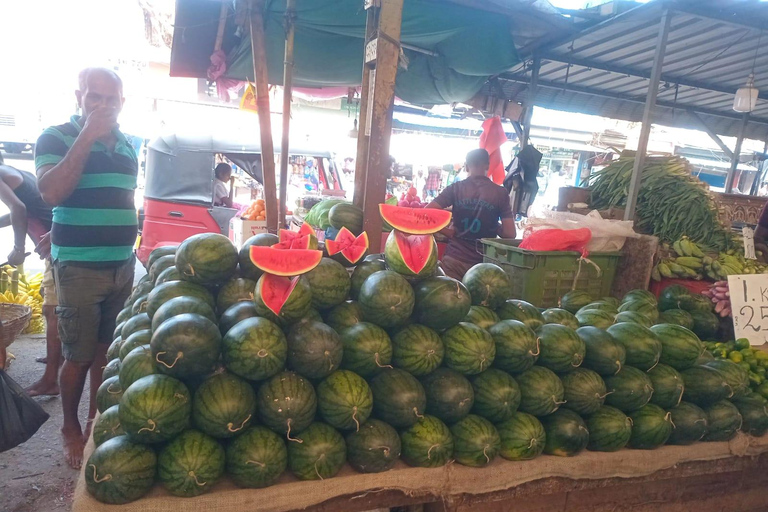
[250,0,278,233]
[278,0,296,229]
[687,110,734,159]
[353,8,376,209]
[214,1,228,52]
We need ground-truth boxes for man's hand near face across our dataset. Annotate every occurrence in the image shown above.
[81,107,118,142]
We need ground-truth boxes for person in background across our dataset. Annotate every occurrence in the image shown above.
[36,68,138,469]
[413,167,427,199]
[0,154,60,396]
[214,162,233,207]
[428,148,516,280]
[425,167,442,198]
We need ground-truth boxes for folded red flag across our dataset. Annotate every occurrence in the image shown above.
[479,116,507,185]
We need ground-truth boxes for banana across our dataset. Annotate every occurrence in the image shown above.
[672,240,686,257]
[676,257,703,270]
[667,262,687,276]
[658,262,674,278]
[680,239,695,257]
[651,266,662,282]
[689,242,705,258]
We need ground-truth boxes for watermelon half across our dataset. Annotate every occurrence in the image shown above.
[249,247,322,276]
[378,204,452,235]
[384,230,438,276]
[326,227,369,265]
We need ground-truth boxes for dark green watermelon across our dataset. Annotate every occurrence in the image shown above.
[658,309,694,330]
[146,280,215,318]
[680,293,714,314]
[412,276,472,331]
[317,370,373,431]
[350,259,386,300]
[256,372,317,438]
[400,415,454,468]
[84,436,157,504]
[450,414,500,467]
[92,405,124,447]
[536,324,586,373]
[622,289,657,305]
[470,369,520,423]
[561,368,608,415]
[607,323,662,371]
[689,310,720,340]
[305,257,351,310]
[218,302,259,336]
[238,233,279,281]
[175,232,238,286]
[116,307,133,325]
[147,245,177,271]
[157,429,225,497]
[390,324,444,377]
[151,296,216,332]
[541,308,579,329]
[287,422,346,480]
[358,270,414,328]
[131,294,149,316]
[96,376,124,414]
[732,395,768,436]
[253,274,313,326]
[650,324,704,371]
[647,363,684,409]
[667,401,708,445]
[578,301,619,315]
[497,300,544,330]
[103,358,121,381]
[703,400,743,441]
[705,359,750,399]
[516,366,565,417]
[149,254,176,283]
[613,311,653,328]
[192,372,256,438]
[121,313,151,341]
[216,277,257,313]
[119,374,191,443]
[150,313,221,379]
[345,419,401,473]
[119,329,151,361]
[604,366,654,412]
[488,320,539,374]
[325,301,364,332]
[628,404,673,449]
[585,405,632,452]
[541,409,589,457]
[496,412,546,460]
[155,265,181,284]
[286,320,343,379]
[576,326,626,376]
[681,365,733,406]
[442,322,496,375]
[222,317,287,381]
[658,285,693,311]
[461,263,512,309]
[107,337,123,362]
[119,345,157,390]
[421,368,474,424]
[559,290,593,314]
[226,426,287,488]
[575,308,615,329]
[339,322,393,378]
[617,300,659,323]
[370,368,426,428]
[463,305,500,330]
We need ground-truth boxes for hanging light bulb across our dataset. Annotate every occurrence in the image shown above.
[734,73,758,113]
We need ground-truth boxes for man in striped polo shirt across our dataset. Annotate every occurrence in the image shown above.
[35,68,137,469]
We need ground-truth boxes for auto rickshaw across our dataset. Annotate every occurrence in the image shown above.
[137,132,339,265]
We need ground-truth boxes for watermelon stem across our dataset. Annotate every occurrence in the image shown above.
[156,351,183,369]
[189,471,206,487]
[89,464,112,483]
[527,438,536,449]
[413,407,424,420]
[531,339,541,357]
[138,419,157,434]
[107,383,121,394]
[285,419,303,443]
[666,413,676,429]
[427,444,439,460]
[245,460,266,467]
[374,353,393,370]
[227,414,252,433]
[314,457,325,480]
[482,446,490,464]
[352,407,360,432]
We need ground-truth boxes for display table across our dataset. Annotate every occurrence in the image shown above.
[73,432,768,512]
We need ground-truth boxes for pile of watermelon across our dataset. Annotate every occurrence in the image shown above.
[87,208,768,506]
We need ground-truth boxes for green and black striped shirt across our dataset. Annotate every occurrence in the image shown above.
[35,115,138,266]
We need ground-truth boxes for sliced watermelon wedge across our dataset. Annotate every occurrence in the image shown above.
[379,204,451,235]
[388,231,436,274]
[259,274,300,315]
[277,222,318,249]
[249,246,322,276]
[273,235,311,250]
[326,227,369,265]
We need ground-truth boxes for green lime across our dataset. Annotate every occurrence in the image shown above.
[740,361,753,372]
[749,372,764,386]
[714,348,728,359]
[715,342,726,349]
[729,351,744,363]
[741,348,755,358]
[756,351,768,361]
[735,338,752,350]
[756,382,768,400]
[756,367,766,377]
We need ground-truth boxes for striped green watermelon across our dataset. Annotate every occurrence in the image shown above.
[496,412,546,460]
[450,414,500,467]
[575,309,615,329]
[702,400,742,441]
[561,368,607,415]
[705,359,749,399]
[390,324,444,377]
[442,322,496,375]
[216,277,257,313]
[370,368,426,428]
[461,263,512,309]
[690,310,719,340]
[667,401,708,445]
[607,323,662,371]
[226,426,287,488]
[650,324,704,371]
[541,409,589,457]
[121,313,151,341]
[618,300,659,323]
[350,259,386,300]
[345,419,401,473]
[146,280,215,318]
[358,270,415,328]
[253,274,313,326]
[113,322,125,340]
[536,324,586,373]
[116,307,132,325]
[286,320,343,379]
[516,366,565,417]
[84,436,157,504]
[339,322,393,378]
[578,301,618,315]
[421,368,474,424]
[287,422,346,480]
[384,230,438,277]
[103,358,121,381]
[218,302,259,336]
[400,415,454,468]
[585,405,632,452]
[325,301,364,332]
[559,290,593,314]
[151,296,216,332]
[613,311,653,328]
[658,309,694,330]
[97,376,124,414]
[305,257,351,310]
[119,374,191,443]
[463,305,500,330]
[647,363,684,409]
[604,366,654,412]
[93,405,124,447]
[628,404,673,449]
[119,330,151,361]
[222,317,287,381]
[541,308,579,329]
[107,337,123,362]
[412,276,471,331]
[317,370,373,431]
[488,320,539,374]
[497,300,544,330]
[622,289,657,306]
[131,294,149,316]
[130,281,154,303]
[147,245,177,271]
[256,372,317,439]
[732,395,768,436]
[470,369,520,423]
[155,265,181,284]
[157,429,225,497]
[119,345,157,390]
[192,372,256,438]
[150,313,221,379]
[149,254,176,283]
[576,326,626,376]
[175,232,238,286]
[238,233,279,280]
[681,365,733,406]
[601,296,620,307]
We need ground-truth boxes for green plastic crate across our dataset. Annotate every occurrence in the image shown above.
[480,239,622,308]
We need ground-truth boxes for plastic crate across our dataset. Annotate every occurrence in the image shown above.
[480,239,622,308]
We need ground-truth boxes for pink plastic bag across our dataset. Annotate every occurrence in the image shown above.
[518,228,592,254]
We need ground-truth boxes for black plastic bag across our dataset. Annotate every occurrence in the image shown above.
[0,369,49,452]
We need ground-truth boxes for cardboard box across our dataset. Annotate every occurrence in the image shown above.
[229,218,268,248]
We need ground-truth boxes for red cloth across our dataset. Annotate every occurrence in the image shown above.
[518,228,592,254]
[479,116,507,185]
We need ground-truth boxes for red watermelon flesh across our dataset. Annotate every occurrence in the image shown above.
[379,204,451,235]
[277,223,317,249]
[260,274,301,315]
[394,231,435,274]
[326,227,369,264]
[249,246,322,276]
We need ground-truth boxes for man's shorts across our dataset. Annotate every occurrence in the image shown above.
[440,254,478,281]
[53,258,134,363]
[41,258,58,307]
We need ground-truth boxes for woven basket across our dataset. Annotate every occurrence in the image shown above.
[0,303,32,348]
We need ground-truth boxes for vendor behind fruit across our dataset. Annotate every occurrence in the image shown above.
[428,148,516,279]
[214,162,233,207]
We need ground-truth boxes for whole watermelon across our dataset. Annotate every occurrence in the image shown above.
[149,254,175,284]
[488,320,539,373]
[85,436,157,504]
[604,366,654,412]
[253,274,313,326]
[116,307,133,325]
[658,309,694,330]
[441,322,496,375]
[450,414,500,467]
[92,405,125,447]
[238,233,279,280]
[575,309,615,329]
[667,401,708,445]
[607,323,662,371]
[305,257,351,310]
[585,405,632,452]
[400,415,454,468]
[703,400,742,441]
[257,372,317,438]
[470,369,520,423]
[650,324,704,371]
[613,311,653,328]
[107,337,123,362]
[541,308,579,330]
[288,422,346,480]
[151,313,221,379]
[147,245,177,270]
[535,324,586,373]
[617,300,659,323]
[286,320,343,379]
[689,310,720,340]
[622,289,657,305]
[216,277,257,313]
[146,280,215,319]
[461,263,512,309]
[96,376,123,414]
[222,317,287,381]
[122,313,151,341]
[119,345,158,390]
[579,301,618,315]
[496,412,546,460]
[329,202,364,234]
[119,330,151,361]
[421,368,475,424]
[681,365,733,406]
[151,296,216,332]
[391,324,444,376]
[358,270,415,328]
[658,284,692,311]
[192,372,256,438]
[732,395,768,436]
[157,429,225,497]
[628,404,673,449]
[559,290,593,314]
[561,368,608,415]
[175,232,238,286]
[317,370,373,431]
[540,409,589,457]
[339,322,393,378]
[705,359,750,399]
[325,301,364,332]
[412,276,471,331]
[345,419,401,473]
[350,259,386,300]
[103,358,121,381]
[516,366,565,417]
[647,363,684,409]
[155,265,181,284]
[226,426,287,488]
[576,326,626,376]
[131,294,150,316]
[218,302,259,336]
[370,368,426,428]
[497,300,544,330]
[119,374,191,443]
[463,305,500,330]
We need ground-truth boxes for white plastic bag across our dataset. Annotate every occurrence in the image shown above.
[522,210,639,252]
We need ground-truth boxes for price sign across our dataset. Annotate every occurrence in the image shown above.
[729,274,768,345]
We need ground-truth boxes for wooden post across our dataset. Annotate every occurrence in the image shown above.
[361,0,405,253]
[278,0,296,228]
[725,113,749,194]
[250,0,278,233]
[214,1,228,52]
[353,7,377,209]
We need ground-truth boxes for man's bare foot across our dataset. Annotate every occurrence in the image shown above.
[25,380,60,397]
[62,428,85,470]
[83,417,95,443]
[35,356,48,364]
